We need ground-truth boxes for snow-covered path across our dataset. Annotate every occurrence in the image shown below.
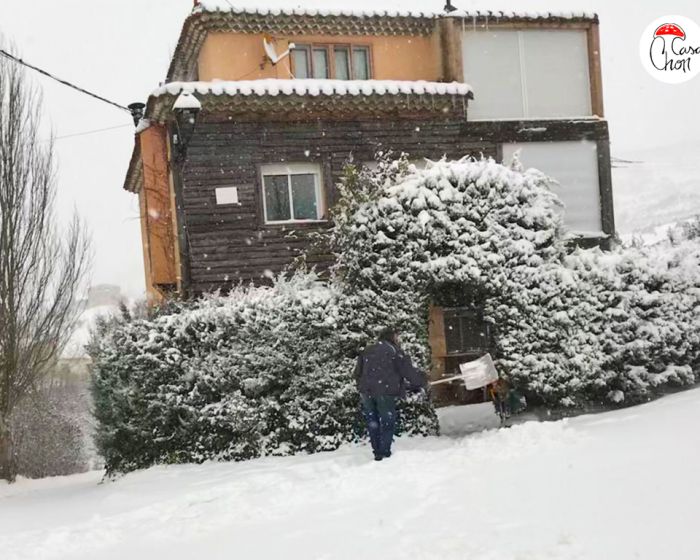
[2,390,699,560]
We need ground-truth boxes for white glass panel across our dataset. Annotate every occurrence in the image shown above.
[521,30,591,118]
[263,175,291,221]
[334,47,350,80]
[461,30,524,119]
[290,174,318,220]
[313,48,329,79]
[292,48,309,79]
[502,141,602,233]
[352,48,370,80]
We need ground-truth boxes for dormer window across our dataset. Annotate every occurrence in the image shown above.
[292,44,371,80]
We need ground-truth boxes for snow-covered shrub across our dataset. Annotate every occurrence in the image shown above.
[324,155,609,407]
[90,273,435,475]
[11,381,90,478]
[326,158,700,408]
[567,219,700,404]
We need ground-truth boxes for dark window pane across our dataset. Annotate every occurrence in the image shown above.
[292,48,309,79]
[352,47,370,79]
[444,308,487,354]
[313,48,329,79]
[444,315,462,354]
[290,174,318,220]
[263,175,291,221]
[334,47,350,80]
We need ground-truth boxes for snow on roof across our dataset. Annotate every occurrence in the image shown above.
[173,91,203,110]
[195,0,596,21]
[153,79,473,98]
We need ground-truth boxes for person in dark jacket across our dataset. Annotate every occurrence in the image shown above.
[354,328,427,461]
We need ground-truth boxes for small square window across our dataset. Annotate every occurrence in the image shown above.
[261,164,325,224]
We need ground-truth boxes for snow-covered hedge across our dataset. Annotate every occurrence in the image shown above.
[92,156,699,474]
[567,221,700,404]
[90,275,437,475]
[325,156,700,407]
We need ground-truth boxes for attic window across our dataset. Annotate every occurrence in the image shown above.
[292,44,372,80]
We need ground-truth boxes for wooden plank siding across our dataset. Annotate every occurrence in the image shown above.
[178,115,612,294]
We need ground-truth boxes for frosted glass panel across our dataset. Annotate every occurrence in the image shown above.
[462,29,592,119]
[263,175,291,222]
[352,48,370,80]
[292,49,309,79]
[521,30,591,118]
[502,141,602,233]
[462,30,524,119]
[291,174,318,220]
[334,48,350,80]
[313,48,329,79]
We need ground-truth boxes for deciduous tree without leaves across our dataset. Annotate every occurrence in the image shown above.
[0,48,91,482]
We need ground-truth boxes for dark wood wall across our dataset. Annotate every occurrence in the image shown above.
[179,114,612,294]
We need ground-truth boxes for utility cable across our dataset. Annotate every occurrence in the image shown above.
[0,48,131,114]
[49,123,133,141]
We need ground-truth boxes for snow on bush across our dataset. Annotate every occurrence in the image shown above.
[89,274,435,475]
[325,156,699,407]
[566,218,700,403]
[91,154,699,474]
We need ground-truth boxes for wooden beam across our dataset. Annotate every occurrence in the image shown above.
[428,305,447,382]
[440,18,464,82]
[166,135,184,295]
[596,136,615,239]
[588,22,605,117]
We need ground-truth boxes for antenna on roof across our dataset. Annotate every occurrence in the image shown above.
[263,34,296,65]
[444,0,458,13]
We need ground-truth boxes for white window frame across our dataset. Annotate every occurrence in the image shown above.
[462,29,593,121]
[260,163,325,224]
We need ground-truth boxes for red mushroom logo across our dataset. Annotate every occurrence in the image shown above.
[655,23,685,40]
[641,16,700,83]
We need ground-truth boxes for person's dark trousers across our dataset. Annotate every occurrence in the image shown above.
[360,394,397,459]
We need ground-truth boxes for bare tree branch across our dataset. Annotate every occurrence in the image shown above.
[0,45,92,482]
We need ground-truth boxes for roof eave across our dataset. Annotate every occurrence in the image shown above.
[123,139,143,193]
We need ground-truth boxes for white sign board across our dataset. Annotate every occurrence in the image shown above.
[215,186,239,205]
[458,353,498,390]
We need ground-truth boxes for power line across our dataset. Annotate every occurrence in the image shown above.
[0,48,131,114]
[53,123,133,141]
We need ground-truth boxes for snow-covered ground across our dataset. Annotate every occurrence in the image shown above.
[2,390,699,560]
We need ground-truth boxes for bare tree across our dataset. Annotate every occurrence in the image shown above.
[0,49,91,482]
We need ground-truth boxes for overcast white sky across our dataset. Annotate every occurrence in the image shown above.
[0,0,698,298]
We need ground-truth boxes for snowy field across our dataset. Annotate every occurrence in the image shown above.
[2,391,699,560]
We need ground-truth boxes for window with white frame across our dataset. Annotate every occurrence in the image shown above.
[260,163,325,223]
[501,140,602,234]
[462,29,592,120]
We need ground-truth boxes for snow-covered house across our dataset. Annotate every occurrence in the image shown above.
[123,2,614,301]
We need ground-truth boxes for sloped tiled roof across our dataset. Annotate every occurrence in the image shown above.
[145,79,472,122]
[167,4,598,81]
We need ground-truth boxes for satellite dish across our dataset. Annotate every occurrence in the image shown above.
[263,34,295,65]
